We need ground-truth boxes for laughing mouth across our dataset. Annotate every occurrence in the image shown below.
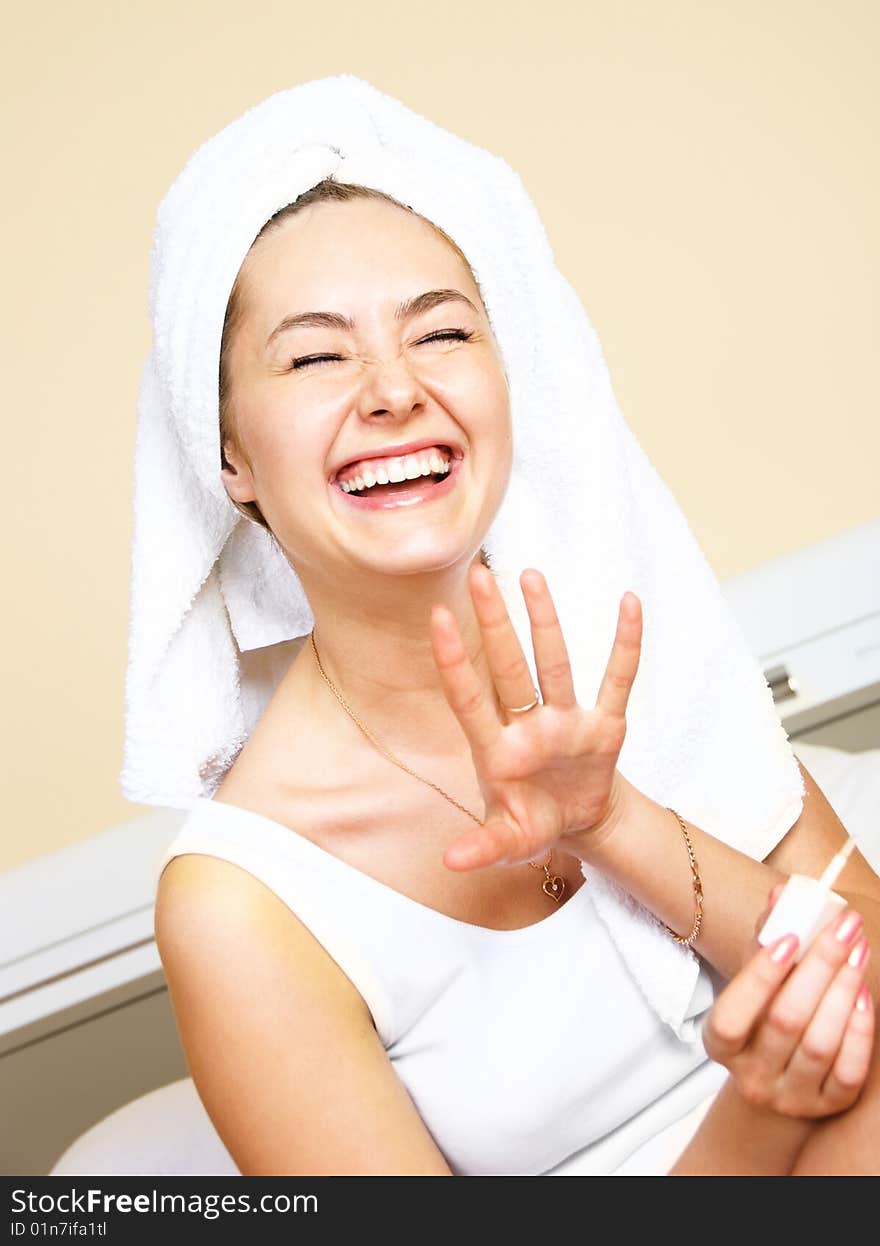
[336,445,453,496]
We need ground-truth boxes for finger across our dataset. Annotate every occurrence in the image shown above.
[594,592,642,719]
[430,603,502,754]
[767,880,786,909]
[821,985,874,1109]
[749,906,865,1076]
[782,936,870,1101]
[519,569,577,709]
[754,881,787,938]
[467,563,538,716]
[703,933,800,1063]
[443,815,531,873]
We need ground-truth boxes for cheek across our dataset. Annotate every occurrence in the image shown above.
[468,379,513,509]
[472,372,513,453]
[448,354,510,428]
[240,394,329,492]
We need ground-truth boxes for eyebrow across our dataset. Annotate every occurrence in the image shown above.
[265,288,479,349]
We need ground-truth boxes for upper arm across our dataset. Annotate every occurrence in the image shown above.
[154,854,453,1176]
[762,759,880,901]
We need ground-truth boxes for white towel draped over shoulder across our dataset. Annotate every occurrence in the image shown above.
[121,73,805,1040]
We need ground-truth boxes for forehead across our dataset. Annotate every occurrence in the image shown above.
[238,197,477,313]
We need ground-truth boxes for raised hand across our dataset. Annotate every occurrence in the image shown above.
[429,562,642,872]
[703,888,875,1118]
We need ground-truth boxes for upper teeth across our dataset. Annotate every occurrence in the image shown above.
[339,448,452,493]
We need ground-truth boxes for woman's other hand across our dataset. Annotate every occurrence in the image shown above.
[429,563,641,872]
[702,889,875,1119]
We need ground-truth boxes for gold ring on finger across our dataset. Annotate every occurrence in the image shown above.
[502,689,540,714]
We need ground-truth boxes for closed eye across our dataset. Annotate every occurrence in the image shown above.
[287,328,475,371]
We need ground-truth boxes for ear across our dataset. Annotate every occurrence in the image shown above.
[220,440,259,506]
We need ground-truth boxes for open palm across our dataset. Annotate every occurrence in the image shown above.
[430,563,643,873]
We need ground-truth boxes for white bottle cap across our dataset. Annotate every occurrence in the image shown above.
[757,874,847,963]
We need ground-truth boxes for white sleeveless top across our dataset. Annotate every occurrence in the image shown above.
[155,797,730,1175]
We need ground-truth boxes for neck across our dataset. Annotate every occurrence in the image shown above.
[288,553,498,760]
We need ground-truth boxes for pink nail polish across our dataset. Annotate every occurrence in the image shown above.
[848,936,869,969]
[855,986,871,1012]
[770,933,799,963]
[835,911,863,944]
[757,876,847,963]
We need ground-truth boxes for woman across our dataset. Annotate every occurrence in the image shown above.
[152,173,879,1176]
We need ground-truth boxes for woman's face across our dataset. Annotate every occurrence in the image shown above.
[221,198,513,585]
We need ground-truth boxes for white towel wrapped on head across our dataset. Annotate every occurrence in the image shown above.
[121,73,805,1039]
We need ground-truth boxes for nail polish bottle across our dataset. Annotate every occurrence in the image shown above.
[757,837,857,965]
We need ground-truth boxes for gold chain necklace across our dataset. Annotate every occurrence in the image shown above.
[309,629,567,903]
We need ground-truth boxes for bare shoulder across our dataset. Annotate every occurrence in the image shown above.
[155,851,371,1028]
[154,851,452,1175]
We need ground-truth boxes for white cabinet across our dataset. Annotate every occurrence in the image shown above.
[0,810,187,1175]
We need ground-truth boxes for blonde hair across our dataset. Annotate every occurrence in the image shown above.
[219,177,491,576]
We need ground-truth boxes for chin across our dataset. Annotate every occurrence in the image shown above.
[355,533,482,579]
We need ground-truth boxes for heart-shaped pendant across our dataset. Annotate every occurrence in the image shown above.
[543,874,566,903]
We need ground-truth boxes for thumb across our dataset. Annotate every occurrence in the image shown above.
[443,815,526,872]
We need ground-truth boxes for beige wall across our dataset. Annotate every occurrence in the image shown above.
[3,1,877,869]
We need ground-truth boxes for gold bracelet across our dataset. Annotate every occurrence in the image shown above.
[663,807,703,947]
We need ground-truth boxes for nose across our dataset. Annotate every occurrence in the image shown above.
[354,350,430,426]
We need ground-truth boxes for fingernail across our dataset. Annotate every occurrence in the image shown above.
[855,986,871,1013]
[770,933,799,963]
[848,936,869,969]
[835,911,864,944]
